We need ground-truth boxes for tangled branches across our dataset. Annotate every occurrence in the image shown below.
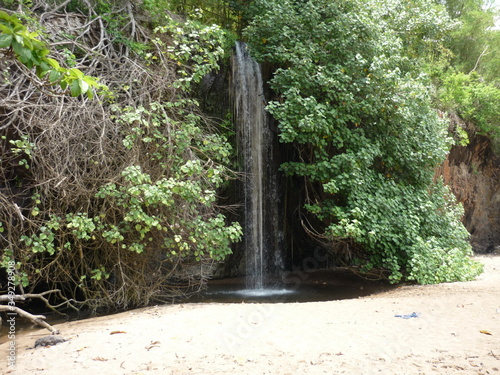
[0,1,240,312]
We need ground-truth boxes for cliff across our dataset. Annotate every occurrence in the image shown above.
[437,114,500,253]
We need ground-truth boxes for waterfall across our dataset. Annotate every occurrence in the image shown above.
[232,42,283,290]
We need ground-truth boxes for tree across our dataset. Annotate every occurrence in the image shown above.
[244,0,482,283]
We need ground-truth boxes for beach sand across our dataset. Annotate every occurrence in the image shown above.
[1,255,499,374]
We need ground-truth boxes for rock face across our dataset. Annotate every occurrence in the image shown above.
[437,115,500,253]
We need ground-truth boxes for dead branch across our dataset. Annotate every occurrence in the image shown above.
[0,305,59,334]
[470,45,492,73]
[40,0,72,20]
[0,290,80,313]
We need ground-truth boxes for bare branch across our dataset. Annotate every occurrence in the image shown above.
[470,45,492,73]
[0,305,59,334]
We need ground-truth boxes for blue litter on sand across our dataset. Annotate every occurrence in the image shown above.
[394,312,420,319]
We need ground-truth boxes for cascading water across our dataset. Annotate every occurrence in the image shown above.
[187,43,394,303]
[231,41,286,294]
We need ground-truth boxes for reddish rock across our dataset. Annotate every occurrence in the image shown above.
[437,114,500,253]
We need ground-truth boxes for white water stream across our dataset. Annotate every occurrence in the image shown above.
[232,42,282,291]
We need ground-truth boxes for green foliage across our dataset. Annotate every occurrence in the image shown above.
[21,148,241,263]
[95,163,241,261]
[426,1,500,145]
[0,0,33,9]
[0,10,104,97]
[245,0,482,283]
[9,133,34,169]
[0,248,29,287]
[155,0,241,30]
[369,0,457,60]
[17,98,242,297]
[153,13,228,90]
[439,71,500,139]
[94,101,242,262]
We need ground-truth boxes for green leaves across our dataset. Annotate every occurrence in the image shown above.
[0,3,242,309]
[19,96,242,282]
[0,10,104,98]
[0,32,12,47]
[439,71,500,140]
[95,163,241,260]
[153,16,227,90]
[92,98,240,262]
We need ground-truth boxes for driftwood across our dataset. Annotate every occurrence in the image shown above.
[0,305,59,334]
[0,289,77,333]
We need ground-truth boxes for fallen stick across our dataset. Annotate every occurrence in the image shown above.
[0,305,59,334]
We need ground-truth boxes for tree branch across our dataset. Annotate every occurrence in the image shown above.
[0,305,59,334]
[470,45,492,73]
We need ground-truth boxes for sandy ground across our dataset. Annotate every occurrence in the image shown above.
[1,255,499,375]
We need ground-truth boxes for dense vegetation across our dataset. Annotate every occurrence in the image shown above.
[0,1,242,311]
[244,0,483,283]
[436,0,500,143]
[1,0,498,313]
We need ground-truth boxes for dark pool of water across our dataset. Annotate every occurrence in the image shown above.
[188,267,395,303]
